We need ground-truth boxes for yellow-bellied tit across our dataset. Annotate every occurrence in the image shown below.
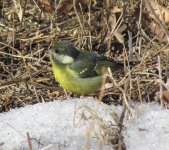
[50,40,123,95]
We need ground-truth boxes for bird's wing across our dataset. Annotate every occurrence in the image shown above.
[69,50,123,78]
[89,51,124,74]
[69,60,98,78]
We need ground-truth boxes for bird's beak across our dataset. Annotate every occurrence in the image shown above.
[49,48,53,53]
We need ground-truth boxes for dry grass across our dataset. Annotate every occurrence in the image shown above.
[0,0,168,110]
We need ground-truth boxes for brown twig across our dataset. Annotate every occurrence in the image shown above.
[27,132,33,150]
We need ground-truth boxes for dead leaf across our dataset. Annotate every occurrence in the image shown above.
[37,0,55,14]
[144,0,169,25]
[163,90,169,103]
[13,0,23,21]
[107,6,124,43]
[144,0,169,43]
[138,128,148,132]
[56,0,88,15]
[149,22,168,43]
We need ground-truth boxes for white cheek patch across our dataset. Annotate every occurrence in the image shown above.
[56,54,74,64]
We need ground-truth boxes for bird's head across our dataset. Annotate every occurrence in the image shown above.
[51,41,79,64]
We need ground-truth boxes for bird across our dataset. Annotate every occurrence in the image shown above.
[50,40,123,95]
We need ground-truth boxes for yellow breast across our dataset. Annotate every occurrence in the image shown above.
[51,61,102,95]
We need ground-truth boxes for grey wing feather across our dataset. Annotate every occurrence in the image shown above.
[69,60,98,78]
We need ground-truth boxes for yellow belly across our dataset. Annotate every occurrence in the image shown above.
[51,63,102,95]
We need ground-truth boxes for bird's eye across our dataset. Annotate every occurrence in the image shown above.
[58,48,62,53]
[56,48,64,55]
[55,48,62,53]
[55,48,59,53]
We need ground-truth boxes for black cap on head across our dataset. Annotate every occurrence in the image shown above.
[54,40,79,59]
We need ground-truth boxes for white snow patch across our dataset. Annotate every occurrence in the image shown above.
[0,98,169,150]
[123,102,169,150]
[0,98,116,150]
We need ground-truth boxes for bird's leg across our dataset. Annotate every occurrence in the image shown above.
[63,90,76,99]
[63,89,68,99]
